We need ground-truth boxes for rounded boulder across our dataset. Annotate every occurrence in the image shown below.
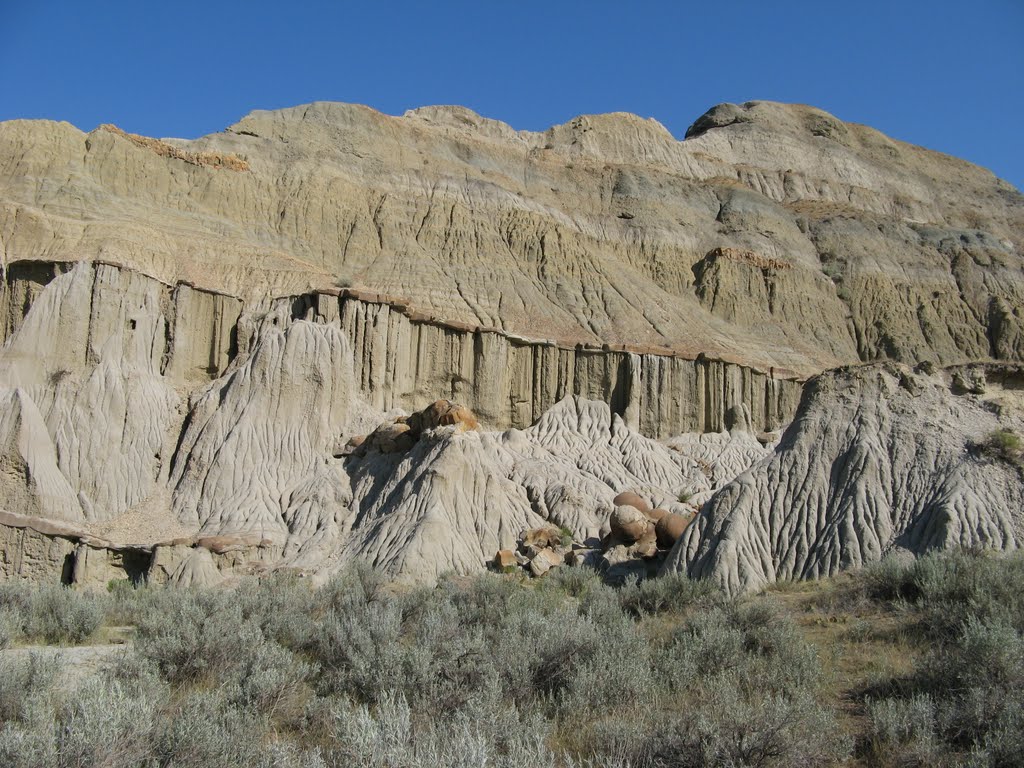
[655,512,695,548]
[612,491,651,514]
[646,507,669,523]
[610,505,651,544]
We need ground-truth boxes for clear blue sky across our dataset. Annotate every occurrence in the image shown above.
[2,0,1022,190]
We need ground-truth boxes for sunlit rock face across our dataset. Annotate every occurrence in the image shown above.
[0,99,1021,587]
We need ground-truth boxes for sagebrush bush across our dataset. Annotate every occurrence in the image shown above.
[565,592,849,767]
[307,591,407,703]
[133,589,271,685]
[982,428,1023,464]
[326,690,558,768]
[5,556,1016,767]
[231,638,316,723]
[856,551,1024,765]
[655,684,850,768]
[861,555,915,603]
[236,571,317,648]
[617,571,717,617]
[867,694,939,765]
[0,607,18,649]
[545,566,600,598]
[155,689,270,767]
[862,549,1024,638]
[56,676,158,768]
[0,653,57,724]
[914,551,1024,638]
[0,583,103,645]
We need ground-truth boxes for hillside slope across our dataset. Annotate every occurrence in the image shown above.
[2,100,1021,377]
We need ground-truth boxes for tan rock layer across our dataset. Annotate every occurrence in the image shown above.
[2,101,1019,380]
[332,285,803,435]
[97,124,249,171]
[0,259,803,435]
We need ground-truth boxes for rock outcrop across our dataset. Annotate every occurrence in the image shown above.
[2,100,1020,379]
[0,98,1021,589]
[333,397,710,584]
[0,257,777,585]
[664,363,1024,594]
[0,260,801,439]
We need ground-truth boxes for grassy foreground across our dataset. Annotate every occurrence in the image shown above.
[0,549,1021,767]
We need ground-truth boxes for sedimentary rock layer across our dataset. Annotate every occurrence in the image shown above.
[0,259,777,586]
[1,97,1022,589]
[335,288,801,435]
[1,101,1021,379]
[0,260,802,436]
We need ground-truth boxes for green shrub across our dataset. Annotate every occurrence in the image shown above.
[0,584,103,645]
[155,689,269,767]
[866,694,939,765]
[983,428,1022,463]
[231,639,316,724]
[859,553,1024,765]
[861,550,1024,638]
[0,653,57,723]
[0,608,18,650]
[235,571,317,649]
[0,570,870,766]
[617,572,717,617]
[580,605,848,767]
[55,676,158,768]
[306,594,406,703]
[914,551,1024,638]
[325,690,557,768]
[545,567,600,598]
[651,685,850,768]
[862,555,918,603]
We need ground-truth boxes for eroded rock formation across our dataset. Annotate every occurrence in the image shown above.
[664,363,1024,593]
[2,100,1021,378]
[0,261,774,586]
[0,98,1021,588]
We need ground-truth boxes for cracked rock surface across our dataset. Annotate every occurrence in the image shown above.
[664,362,1024,594]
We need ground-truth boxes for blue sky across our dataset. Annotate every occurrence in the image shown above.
[3,0,1022,189]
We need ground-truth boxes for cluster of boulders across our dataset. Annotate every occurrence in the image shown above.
[493,490,697,581]
[599,492,695,581]
[494,524,574,577]
[340,399,479,456]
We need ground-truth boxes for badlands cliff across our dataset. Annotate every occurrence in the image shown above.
[0,100,1021,589]
[665,361,1024,593]
[3,100,1022,376]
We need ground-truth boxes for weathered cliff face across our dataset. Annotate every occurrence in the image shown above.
[335,287,800,436]
[1,101,1020,381]
[0,98,1021,589]
[663,363,1024,594]
[0,260,802,437]
[0,262,181,525]
[1,261,1020,589]
[0,260,773,586]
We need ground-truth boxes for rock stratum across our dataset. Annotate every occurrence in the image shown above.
[0,100,1022,590]
[2,100,1022,377]
[0,260,764,586]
